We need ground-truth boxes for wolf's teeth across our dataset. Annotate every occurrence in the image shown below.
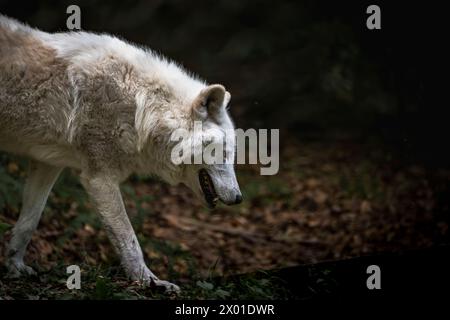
[199,169,217,207]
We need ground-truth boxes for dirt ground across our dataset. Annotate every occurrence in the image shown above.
[1,141,448,289]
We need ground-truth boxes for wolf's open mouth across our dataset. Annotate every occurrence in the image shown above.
[199,169,218,208]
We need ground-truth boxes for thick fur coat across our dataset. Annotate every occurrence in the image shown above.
[0,15,241,292]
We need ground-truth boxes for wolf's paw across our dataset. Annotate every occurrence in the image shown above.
[131,266,181,294]
[150,278,181,294]
[5,260,37,278]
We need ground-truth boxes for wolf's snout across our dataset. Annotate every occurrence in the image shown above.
[220,189,242,206]
[198,166,242,208]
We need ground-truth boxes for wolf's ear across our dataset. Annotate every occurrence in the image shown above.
[193,84,230,119]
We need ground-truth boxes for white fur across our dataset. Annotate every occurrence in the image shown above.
[6,161,62,277]
[1,15,241,293]
[39,30,206,104]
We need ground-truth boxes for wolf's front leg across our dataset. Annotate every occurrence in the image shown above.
[80,173,180,293]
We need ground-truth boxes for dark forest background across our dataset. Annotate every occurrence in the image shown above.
[0,0,449,299]
[0,0,447,163]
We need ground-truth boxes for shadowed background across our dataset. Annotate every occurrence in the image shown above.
[0,0,448,299]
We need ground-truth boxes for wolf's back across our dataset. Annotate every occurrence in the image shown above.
[0,15,72,149]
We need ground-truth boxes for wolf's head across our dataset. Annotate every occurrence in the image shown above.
[182,84,242,208]
[137,84,242,209]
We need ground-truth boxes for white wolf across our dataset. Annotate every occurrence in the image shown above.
[0,15,242,292]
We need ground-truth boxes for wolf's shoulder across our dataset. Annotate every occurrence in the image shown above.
[1,15,205,102]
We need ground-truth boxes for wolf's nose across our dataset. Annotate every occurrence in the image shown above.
[234,194,243,204]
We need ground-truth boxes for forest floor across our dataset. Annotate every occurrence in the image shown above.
[0,140,449,299]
